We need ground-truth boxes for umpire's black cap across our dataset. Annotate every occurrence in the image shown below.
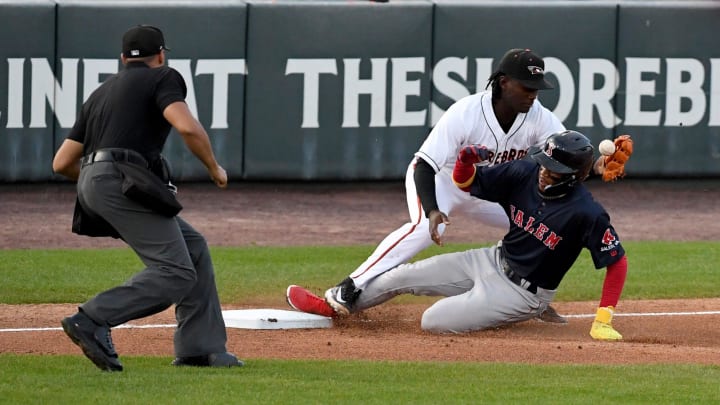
[122,25,170,58]
[497,48,553,90]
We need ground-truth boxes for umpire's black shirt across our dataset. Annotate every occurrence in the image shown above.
[68,61,187,161]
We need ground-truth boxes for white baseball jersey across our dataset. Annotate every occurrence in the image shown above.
[415,90,565,172]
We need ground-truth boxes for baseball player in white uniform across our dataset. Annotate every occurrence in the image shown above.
[287,48,573,321]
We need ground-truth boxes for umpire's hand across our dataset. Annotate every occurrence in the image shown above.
[210,164,228,189]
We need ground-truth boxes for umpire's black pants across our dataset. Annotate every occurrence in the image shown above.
[75,161,227,357]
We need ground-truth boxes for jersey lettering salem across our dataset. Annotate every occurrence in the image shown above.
[471,160,625,290]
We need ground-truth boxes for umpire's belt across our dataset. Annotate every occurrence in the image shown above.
[82,148,148,168]
[500,254,538,294]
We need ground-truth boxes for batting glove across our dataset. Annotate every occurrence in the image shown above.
[589,306,622,341]
[457,145,489,165]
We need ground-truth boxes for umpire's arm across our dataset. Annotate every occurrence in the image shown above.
[53,139,84,181]
[163,101,227,188]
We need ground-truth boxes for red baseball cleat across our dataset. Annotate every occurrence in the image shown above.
[286,285,335,317]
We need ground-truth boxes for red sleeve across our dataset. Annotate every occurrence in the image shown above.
[452,160,476,192]
[599,255,627,308]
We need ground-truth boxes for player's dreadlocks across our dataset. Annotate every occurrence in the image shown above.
[486,71,504,100]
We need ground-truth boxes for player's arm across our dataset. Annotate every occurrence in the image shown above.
[414,159,438,216]
[591,156,606,177]
[590,255,628,341]
[452,145,489,191]
[413,159,448,246]
[52,139,84,181]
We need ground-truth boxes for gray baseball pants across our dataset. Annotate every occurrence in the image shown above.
[354,242,556,333]
[76,161,227,357]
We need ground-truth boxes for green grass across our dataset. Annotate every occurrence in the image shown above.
[2,242,719,403]
[0,356,717,404]
[1,241,719,304]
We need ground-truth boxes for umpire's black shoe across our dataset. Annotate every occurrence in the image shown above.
[61,312,123,372]
[171,352,244,368]
[324,277,362,316]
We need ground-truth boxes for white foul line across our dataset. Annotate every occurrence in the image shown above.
[563,310,720,319]
[0,324,174,333]
[1,310,719,333]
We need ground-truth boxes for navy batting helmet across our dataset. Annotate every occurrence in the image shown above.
[531,130,594,196]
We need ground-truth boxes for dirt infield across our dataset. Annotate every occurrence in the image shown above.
[1,179,719,364]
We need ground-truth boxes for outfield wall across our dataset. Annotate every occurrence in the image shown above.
[0,0,718,181]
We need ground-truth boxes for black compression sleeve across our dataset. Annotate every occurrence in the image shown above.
[413,159,438,218]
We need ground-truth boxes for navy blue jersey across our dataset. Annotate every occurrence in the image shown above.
[470,160,624,290]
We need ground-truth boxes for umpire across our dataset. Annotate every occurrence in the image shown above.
[52,25,241,371]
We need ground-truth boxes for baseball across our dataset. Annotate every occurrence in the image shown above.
[599,139,615,156]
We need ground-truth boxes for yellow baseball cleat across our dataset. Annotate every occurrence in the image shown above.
[590,321,623,341]
[589,306,622,341]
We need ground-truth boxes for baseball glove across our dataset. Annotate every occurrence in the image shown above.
[602,135,633,182]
